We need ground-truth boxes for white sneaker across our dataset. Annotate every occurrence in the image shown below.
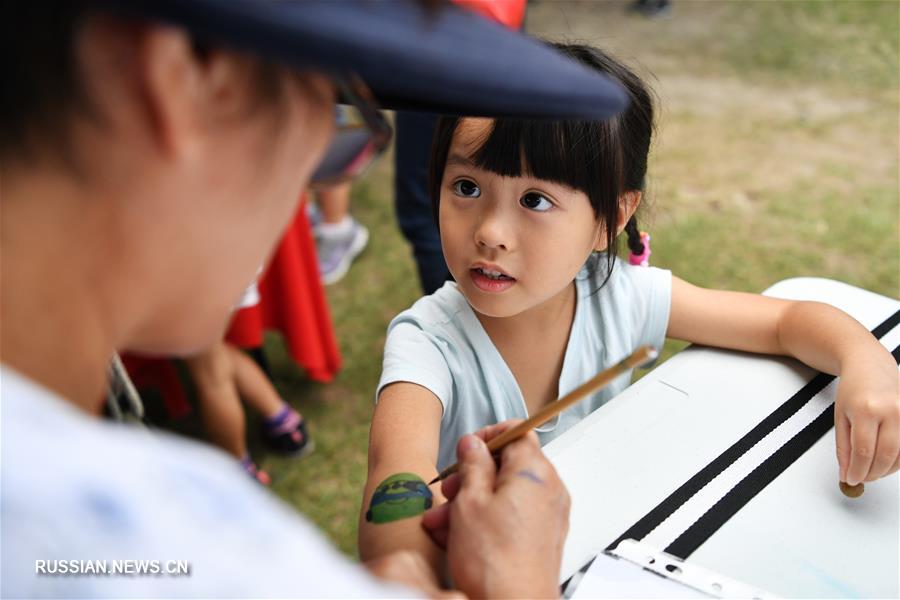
[315,218,369,285]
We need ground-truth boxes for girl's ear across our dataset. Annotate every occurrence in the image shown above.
[616,191,642,235]
[592,191,643,252]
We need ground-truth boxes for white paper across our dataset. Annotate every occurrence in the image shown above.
[569,552,706,599]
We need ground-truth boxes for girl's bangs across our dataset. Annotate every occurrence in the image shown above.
[468,119,600,194]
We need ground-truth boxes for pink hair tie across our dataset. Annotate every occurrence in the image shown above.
[629,231,652,267]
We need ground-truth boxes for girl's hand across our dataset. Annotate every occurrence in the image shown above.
[835,359,900,485]
[666,282,899,486]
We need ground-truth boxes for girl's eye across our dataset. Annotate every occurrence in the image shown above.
[452,179,481,198]
[520,192,553,212]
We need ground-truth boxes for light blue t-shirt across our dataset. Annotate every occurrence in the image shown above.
[1,366,411,598]
[377,257,672,471]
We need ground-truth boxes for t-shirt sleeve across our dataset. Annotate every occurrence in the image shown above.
[620,264,672,358]
[376,320,454,416]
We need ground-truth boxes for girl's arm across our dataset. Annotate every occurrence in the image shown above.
[359,382,447,583]
[668,276,899,485]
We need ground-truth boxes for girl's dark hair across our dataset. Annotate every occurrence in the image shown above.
[428,43,654,282]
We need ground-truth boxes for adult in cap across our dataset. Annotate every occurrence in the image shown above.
[1,1,626,596]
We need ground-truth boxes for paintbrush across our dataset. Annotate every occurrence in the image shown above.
[428,345,658,485]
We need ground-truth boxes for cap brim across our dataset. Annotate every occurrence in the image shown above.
[105,0,628,119]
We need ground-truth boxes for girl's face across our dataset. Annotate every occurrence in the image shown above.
[439,118,604,319]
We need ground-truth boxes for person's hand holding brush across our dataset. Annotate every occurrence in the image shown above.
[422,421,570,598]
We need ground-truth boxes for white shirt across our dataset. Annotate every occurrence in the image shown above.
[0,366,410,598]
[378,257,672,471]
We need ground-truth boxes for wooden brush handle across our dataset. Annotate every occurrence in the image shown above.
[429,345,657,484]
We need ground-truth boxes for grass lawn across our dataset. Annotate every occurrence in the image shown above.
[182,1,899,557]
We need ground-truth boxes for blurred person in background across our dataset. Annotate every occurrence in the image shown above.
[187,338,312,485]
[309,106,370,285]
[311,181,369,285]
[187,281,313,486]
[628,0,672,19]
[394,0,526,295]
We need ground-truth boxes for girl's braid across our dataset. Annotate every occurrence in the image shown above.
[624,217,644,256]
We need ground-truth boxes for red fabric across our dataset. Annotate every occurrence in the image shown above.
[120,355,192,419]
[453,0,526,29]
[227,198,342,382]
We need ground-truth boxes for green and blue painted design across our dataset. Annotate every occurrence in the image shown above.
[365,473,433,524]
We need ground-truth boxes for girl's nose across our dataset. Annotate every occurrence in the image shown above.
[474,210,510,251]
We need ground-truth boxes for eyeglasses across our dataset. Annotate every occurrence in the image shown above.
[310,74,393,188]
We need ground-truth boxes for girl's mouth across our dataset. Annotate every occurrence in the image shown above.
[470,267,516,292]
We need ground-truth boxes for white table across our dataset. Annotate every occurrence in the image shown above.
[545,278,899,598]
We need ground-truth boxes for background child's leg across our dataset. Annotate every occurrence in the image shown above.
[227,343,287,419]
[187,342,271,484]
[228,343,313,456]
[186,342,247,459]
[314,183,369,285]
[317,183,352,225]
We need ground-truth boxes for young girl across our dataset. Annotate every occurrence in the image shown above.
[359,44,899,576]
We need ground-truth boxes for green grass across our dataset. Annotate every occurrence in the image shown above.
[718,1,899,90]
[530,1,899,92]
[158,1,900,557]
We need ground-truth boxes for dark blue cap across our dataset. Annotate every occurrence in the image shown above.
[104,0,628,119]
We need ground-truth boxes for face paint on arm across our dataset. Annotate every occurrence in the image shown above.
[365,473,434,524]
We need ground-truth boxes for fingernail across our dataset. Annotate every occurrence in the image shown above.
[460,435,483,457]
